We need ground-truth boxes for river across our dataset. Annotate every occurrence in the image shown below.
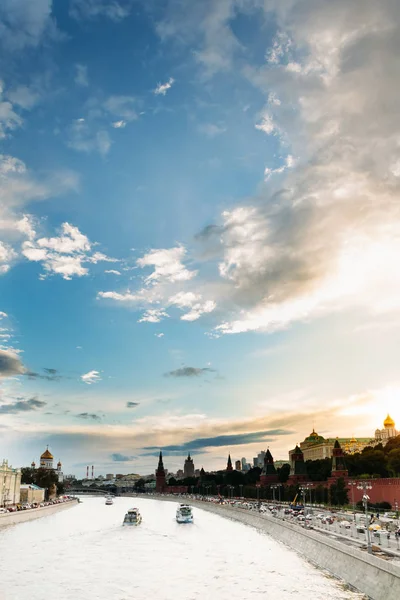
[0,497,365,600]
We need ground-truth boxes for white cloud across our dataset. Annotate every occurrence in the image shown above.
[0,154,79,274]
[104,96,137,122]
[0,0,60,52]
[168,291,216,321]
[112,120,126,128]
[264,154,294,181]
[22,222,116,280]
[81,370,102,385]
[255,114,275,135]
[137,246,197,284]
[104,269,121,275]
[154,77,175,96]
[70,0,134,22]
[0,241,17,274]
[75,64,88,87]
[197,123,226,137]
[155,333,164,338]
[6,85,40,109]
[67,119,111,155]
[0,83,23,138]
[138,309,169,323]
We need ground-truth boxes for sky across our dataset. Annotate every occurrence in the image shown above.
[1,0,400,478]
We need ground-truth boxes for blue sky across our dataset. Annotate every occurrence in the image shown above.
[1,0,400,477]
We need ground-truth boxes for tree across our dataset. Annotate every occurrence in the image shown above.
[21,467,35,485]
[330,477,349,506]
[387,449,400,476]
[306,458,332,481]
[277,464,290,483]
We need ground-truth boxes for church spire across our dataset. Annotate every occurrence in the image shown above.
[226,454,233,471]
[157,450,165,473]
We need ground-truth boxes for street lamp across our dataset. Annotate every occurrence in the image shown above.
[299,483,313,508]
[256,483,261,505]
[271,484,280,504]
[239,484,243,498]
[357,482,373,555]
[348,481,357,516]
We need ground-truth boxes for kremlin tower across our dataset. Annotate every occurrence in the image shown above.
[226,454,233,472]
[260,449,279,486]
[155,451,166,493]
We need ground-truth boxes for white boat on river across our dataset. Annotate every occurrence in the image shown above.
[176,504,193,523]
[123,507,142,526]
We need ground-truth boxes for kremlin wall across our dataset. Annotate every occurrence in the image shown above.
[155,415,400,506]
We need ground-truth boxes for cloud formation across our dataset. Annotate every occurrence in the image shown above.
[0,0,60,52]
[0,396,46,414]
[22,222,117,280]
[164,366,215,378]
[126,401,140,408]
[0,349,25,378]
[143,428,292,454]
[26,368,61,382]
[76,412,102,421]
[75,64,88,87]
[81,370,102,385]
[111,453,136,462]
[154,77,175,96]
[70,0,135,22]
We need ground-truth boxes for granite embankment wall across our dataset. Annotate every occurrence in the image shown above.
[0,499,78,528]
[140,496,400,600]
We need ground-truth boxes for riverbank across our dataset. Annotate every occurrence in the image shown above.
[0,498,78,528]
[134,495,400,600]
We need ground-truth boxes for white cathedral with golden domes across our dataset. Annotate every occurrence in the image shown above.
[31,446,64,483]
[374,414,398,444]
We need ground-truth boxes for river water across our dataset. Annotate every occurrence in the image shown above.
[0,497,364,600]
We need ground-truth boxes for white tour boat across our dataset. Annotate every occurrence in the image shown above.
[176,504,193,523]
[105,496,114,505]
[123,508,142,526]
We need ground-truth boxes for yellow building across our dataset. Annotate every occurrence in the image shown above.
[0,459,21,507]
[289,415,399,463]
[20,484,45,504]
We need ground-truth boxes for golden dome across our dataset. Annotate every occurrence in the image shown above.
[40,448,53,460]
[384,414,395,428]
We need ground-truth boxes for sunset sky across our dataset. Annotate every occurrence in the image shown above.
[1,0,400,477]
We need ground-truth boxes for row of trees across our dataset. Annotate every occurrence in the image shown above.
[21,467,65,498]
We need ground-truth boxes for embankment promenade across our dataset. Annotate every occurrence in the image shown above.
[136,494,400,600]
[0,498,78,528]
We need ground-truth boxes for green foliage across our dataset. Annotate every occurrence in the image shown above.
[277,463,290,483]
[305,458,332,481]
[20,467,35,485]
[387,448,400,476]
[330,477,349,506]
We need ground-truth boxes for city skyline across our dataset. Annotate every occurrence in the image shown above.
[1,1,400,475]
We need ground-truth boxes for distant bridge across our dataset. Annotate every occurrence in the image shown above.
[68,488,108,495]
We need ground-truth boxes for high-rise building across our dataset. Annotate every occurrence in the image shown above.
[235,460,241,470]
[257,451,266,468]
[241,457,247,470]
[183,453,195,478]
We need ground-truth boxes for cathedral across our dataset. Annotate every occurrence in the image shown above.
[374,414,398,444]
[31,447,64,483]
